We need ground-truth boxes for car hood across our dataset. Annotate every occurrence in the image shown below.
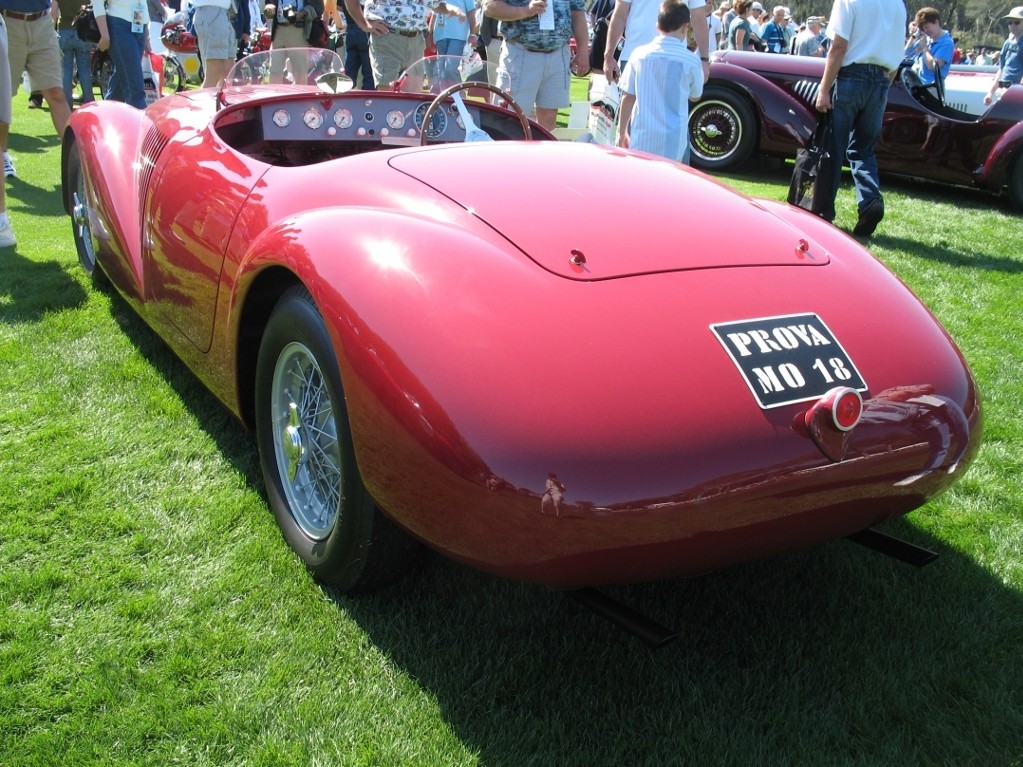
[388,142,829,279]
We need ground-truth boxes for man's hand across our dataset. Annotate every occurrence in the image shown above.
[815,88,832,112]
[603,54,618,82]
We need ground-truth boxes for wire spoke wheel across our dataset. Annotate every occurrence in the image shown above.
[270,341,342,540]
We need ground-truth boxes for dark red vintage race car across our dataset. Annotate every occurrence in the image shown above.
[62,51,981,602]
[691,50,1023,209]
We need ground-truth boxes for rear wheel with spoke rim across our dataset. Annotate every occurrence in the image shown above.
[255,286,419,592]
[689,86,757,172]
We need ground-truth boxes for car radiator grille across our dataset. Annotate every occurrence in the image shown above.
[791,78,820,107]
[138,124,170,222]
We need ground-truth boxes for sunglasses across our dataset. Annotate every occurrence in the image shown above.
[1011,20,1022,24]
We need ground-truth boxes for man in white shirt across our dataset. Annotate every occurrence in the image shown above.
[814,0,905,236]
[603,0,710,84]
[618,0,703,161]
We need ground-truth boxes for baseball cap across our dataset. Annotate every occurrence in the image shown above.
[751,2,763,10]
[1004,6,1023,20]
[783,6,792,18]
[805,15,819,24]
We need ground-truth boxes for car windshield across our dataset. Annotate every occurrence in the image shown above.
[220,47,348,106]
[394,54,505,106]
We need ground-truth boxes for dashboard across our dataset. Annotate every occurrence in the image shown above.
[256,94,478,144]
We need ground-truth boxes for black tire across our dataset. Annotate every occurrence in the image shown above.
[1008,155,1023,212]
[163,55,185,95]
[66,141,106,284]
[92,52,113,99]
[255,286,418,592]
[689,85,758,172]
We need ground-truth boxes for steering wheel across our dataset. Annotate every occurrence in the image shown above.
[900,64,945,107]
[418,81,532,146]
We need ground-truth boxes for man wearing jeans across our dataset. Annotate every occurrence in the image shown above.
[814,0,904,238]
[56,0,95,108]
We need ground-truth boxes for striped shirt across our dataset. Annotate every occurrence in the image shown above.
[619,35,704,162]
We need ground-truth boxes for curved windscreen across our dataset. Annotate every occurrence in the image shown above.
[220,47,348,105]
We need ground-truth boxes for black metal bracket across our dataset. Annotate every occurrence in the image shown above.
[568,588,679,649]
[847,527,939,567]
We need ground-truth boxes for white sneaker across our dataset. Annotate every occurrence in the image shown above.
[3,152,14,178]
[0,217,15,247]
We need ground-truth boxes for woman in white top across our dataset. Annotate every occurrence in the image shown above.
[95,0,153,108]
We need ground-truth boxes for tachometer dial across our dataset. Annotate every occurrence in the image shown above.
[303,108,324,130]
[333,108,353,129]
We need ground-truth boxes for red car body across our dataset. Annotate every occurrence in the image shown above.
[692,50,1023,208]
[62,52,981,592]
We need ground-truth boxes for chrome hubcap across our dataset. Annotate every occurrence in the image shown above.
[700,123,723,138]
[271,342,342,540]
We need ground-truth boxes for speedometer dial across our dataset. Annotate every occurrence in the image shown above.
[413,101,448,139]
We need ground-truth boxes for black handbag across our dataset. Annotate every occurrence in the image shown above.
[74,4,101,44]
[788,113,832,216]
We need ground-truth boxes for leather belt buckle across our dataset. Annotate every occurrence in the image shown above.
[2,9,46,21]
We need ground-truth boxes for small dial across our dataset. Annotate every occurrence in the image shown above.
[303,108,324,130]
[271,108,291,128]
[386,109,406,129]
[333,108,353,129]
[413,101,448,139]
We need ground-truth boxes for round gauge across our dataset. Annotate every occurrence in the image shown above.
[303,108,324,130]
[413,101,448,139]
[386,109,406,130]
[333,108,353,129]
[271,108,291,128]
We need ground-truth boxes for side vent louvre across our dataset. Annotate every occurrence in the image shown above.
[138,124,170,220]
[792,78,821,107]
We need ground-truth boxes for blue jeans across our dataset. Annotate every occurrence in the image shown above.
[434,38,466,84]
[823,63,891,221]
[345,42,374,90]
[105,15,147,109]
[59,28,95,108]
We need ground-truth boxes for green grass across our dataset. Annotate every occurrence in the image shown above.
[2,94,1022,767]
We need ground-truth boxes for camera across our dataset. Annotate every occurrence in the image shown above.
[284,6,298,23]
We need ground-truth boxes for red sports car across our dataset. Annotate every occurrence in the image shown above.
[691,50,1023,209]
[62,50,981,598]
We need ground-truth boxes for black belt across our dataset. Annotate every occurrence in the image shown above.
[840,62,887,73]
[999,79,1012,89]
[512,41,558,53]
[1,9,47,20]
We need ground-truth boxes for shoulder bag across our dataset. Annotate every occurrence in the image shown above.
[787,112,832,216]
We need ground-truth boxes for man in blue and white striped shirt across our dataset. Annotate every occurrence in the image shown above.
[617,0,703,162]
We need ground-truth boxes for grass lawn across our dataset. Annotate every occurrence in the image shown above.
[1,88,1022,766]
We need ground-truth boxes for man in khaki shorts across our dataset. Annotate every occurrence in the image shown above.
[344,0,466,89]
[0,0,72,177]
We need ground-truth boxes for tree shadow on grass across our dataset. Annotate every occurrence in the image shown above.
[0,246,87,322]
[337,517,1022,766]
